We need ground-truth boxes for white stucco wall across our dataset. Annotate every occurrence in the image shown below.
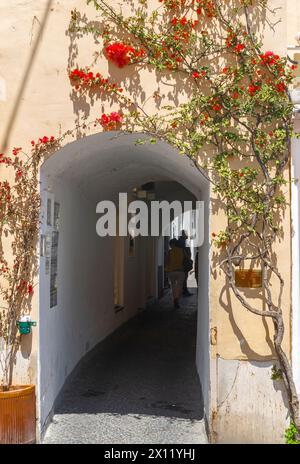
[196,185,210,424]
[39,173,151,430]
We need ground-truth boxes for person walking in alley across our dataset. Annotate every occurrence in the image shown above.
[165,238,185,309]
[177,230,193,296]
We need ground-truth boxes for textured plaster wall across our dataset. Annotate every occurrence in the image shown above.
[214,358,289,444]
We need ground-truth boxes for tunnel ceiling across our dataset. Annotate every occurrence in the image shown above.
[41,132,208,201]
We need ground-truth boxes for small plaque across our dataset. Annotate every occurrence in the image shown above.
[235,269,262,288]
[53,202,60,230]
[47,198,52,226]
[45,257,50,275]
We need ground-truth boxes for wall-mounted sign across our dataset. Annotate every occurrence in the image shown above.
[47,198,52,226]
[54,202,60,230]
[50,202,60,308]
[235,269,262,288]
[45,257,50,275]
[50,230,59,308]
[45,233,52,275]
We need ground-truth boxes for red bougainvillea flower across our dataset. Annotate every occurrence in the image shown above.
[275,82,286,93]
[169,15,198,43]
[31,135,57,151]
[69,68,85,81]
[98,111,123,129]
[192,71,200,79]
[12,147,22,156]
[101,114,110,125]
[248,83,261,96]
[109,112,123,123]
[200,113,209,125]
[212,103,222,111]
[234,43,245,53]
[28,284,34,295]
[180,17,188,26]
[104,42,146,68]
[260,51,280,66]
[69,68,123,93]
[226,29,237,49]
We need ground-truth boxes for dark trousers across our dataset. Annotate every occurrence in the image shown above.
[183,271,188,293]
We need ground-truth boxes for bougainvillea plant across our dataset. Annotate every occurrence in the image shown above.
[104,42,146,68]
[69,67,124,93]
[0,0,299,441]
[68,0,300,439]
[0,136,59,389]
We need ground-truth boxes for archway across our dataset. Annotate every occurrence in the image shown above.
[38,132,210,440]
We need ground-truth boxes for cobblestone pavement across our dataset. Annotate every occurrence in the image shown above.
[43,288,207,444]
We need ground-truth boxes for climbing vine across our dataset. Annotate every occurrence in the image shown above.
[68,0,300,440]
[0,0,299,442]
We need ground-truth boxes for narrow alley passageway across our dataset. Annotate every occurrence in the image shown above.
[43,287,207,444]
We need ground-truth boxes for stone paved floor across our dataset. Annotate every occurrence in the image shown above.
[43,287,207,444]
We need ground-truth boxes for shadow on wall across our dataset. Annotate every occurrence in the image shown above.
[65,3,254,140]
[210,193,286,362]
[20,332,33,360]
[219,285,275,361]
[65,0,270,138]
[1,0,54,152]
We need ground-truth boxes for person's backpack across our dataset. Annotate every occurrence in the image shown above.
[183,249,193,272]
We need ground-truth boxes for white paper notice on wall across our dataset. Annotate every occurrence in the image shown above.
[0,76,6,101]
